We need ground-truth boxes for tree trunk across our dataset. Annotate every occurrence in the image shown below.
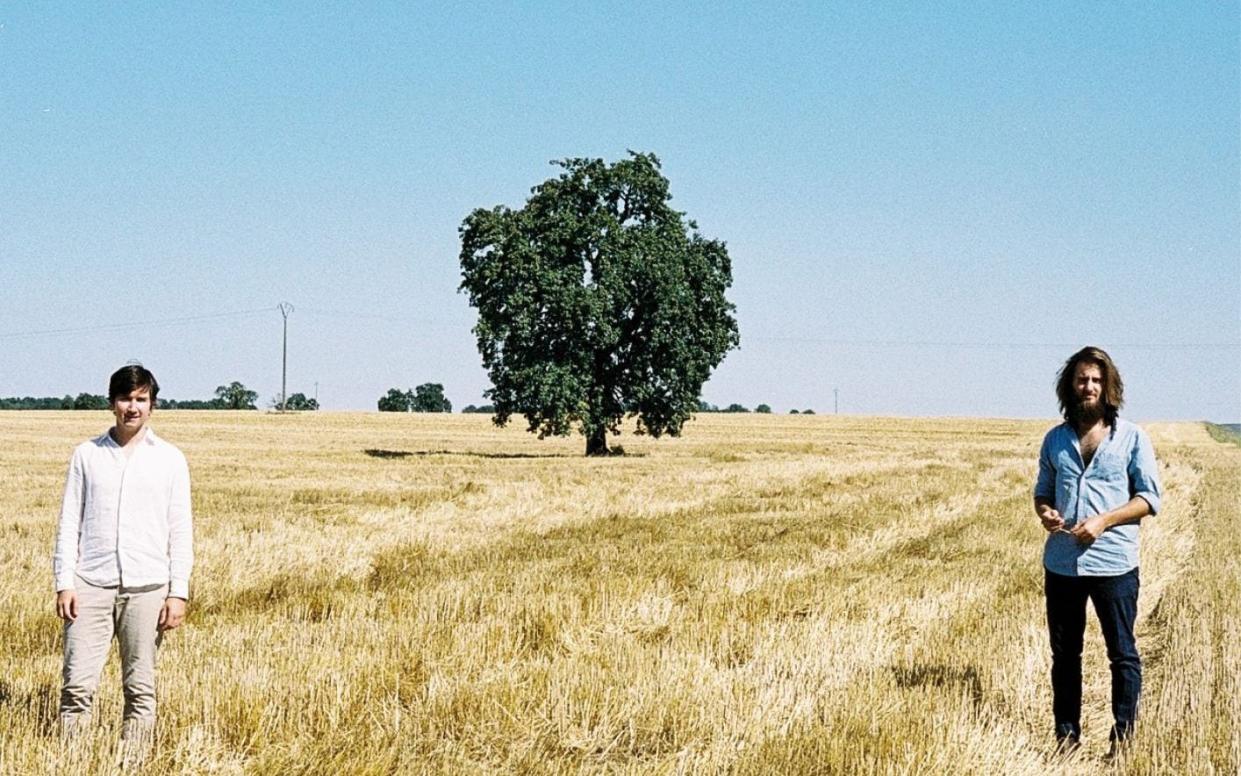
[585,427,610,456]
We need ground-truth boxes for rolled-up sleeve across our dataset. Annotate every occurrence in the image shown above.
[1034,432,1056,502]
[1129,429,1162,515]
[166,453,194,599]
[53,448,85,592]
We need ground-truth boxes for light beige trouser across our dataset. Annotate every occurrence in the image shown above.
[60,574,167,740]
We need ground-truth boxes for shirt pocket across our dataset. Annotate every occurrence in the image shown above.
[1094,451,1128,484]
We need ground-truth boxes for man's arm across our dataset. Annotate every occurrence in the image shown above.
[166,453,193,599]
[1068,496,1151,543]
[1033,433,1063,533]
[52,449,84,621]
[161,453,193,631]
[1034,496,1065,532]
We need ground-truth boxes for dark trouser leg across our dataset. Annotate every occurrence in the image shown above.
[1091,567,1141,740]
[1046,569,1088,740]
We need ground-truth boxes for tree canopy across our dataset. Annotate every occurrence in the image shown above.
[378,384,452,413]
[281,393,319,411]
[459,152,739,455]
[411,383,452,413]
[215,382,258,410]
[377,388,412,412]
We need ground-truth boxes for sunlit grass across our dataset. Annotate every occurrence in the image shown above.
[0,411,1236,774]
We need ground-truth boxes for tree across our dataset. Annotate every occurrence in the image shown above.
[215,382,258,410]
[459,152,739,455]
[411,383,452,413]
[755,404,772,414]
[723,403,750,413]
[377,388,412,412]
[72,393,109,410]
[283,393,319,411]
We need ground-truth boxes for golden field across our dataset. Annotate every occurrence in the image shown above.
[0,411,1236,775]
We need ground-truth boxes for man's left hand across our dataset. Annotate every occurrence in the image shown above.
[159,597,187,631]
[1068,515,1107,544]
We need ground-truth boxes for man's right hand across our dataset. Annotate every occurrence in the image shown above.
[1038,507,1065,533]
[56,590,78,622]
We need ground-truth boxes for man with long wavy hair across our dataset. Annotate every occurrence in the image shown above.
[1034,346,1161,757]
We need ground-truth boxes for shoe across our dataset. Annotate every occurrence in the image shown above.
[1105,737,1131,762]
[1105,721,1135,761]
[1054,722,1081,756]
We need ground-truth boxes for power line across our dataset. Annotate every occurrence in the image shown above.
[743,336,1241,350]
[297,307,471,328]
[2,305,1236,352]
[0,307,275,340]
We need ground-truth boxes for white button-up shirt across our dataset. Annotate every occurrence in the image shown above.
[53,427,194,598]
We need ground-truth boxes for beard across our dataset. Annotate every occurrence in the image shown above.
[1070,398,1106,426]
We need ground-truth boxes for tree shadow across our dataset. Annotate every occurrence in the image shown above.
[890,663,984,708]
[362,448,595,460]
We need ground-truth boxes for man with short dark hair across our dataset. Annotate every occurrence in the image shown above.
[1034,346,1161,757]
[53,364,193,760]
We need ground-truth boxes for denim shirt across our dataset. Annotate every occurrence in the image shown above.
[1034,418,1162,577]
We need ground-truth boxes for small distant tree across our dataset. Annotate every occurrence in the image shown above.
[283,393,319,411]
[696,400,719,413]
[411,383,452,413]
[73,393,109,410]
[462,404,497,414]
[802,408,816,415]
[723,403,750,413]
[755,404,772,414]
[377,388,413,412]
[215,382,258,410]
[789,409,800,415]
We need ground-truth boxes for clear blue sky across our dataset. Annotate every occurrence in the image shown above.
[2,3,1238,420]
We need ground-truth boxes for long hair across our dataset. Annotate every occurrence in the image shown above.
[1055,346,1123,425]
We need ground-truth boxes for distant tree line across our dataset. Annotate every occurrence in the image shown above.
[0,394,109,410]
[695,401,792,414]
[0,381,318,411]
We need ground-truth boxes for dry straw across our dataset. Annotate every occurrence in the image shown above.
[0,412,1236,774]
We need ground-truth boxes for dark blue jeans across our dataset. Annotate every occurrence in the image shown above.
[1045,567,1141,741]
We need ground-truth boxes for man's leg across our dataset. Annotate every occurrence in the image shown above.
[114,583,167,749]
[1091,567,1141,742]
[59,577,118,736]
[1045,569,1088,744]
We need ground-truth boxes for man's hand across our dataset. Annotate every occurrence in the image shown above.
[1069,515,1107,544]
[159,597,187,631]
[1038,507,1065,533]
[56,590,78,622]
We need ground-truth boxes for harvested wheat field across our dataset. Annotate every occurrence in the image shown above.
[0,411,1237,775]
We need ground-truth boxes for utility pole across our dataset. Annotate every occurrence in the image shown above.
[278,302,294,412]
[834,388,839,415]
[314,381,319,406]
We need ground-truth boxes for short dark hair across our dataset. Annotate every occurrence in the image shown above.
[108,364,160,403]
[1055,346,1124,425]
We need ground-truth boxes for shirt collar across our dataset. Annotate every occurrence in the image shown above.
[103,426,160,447]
